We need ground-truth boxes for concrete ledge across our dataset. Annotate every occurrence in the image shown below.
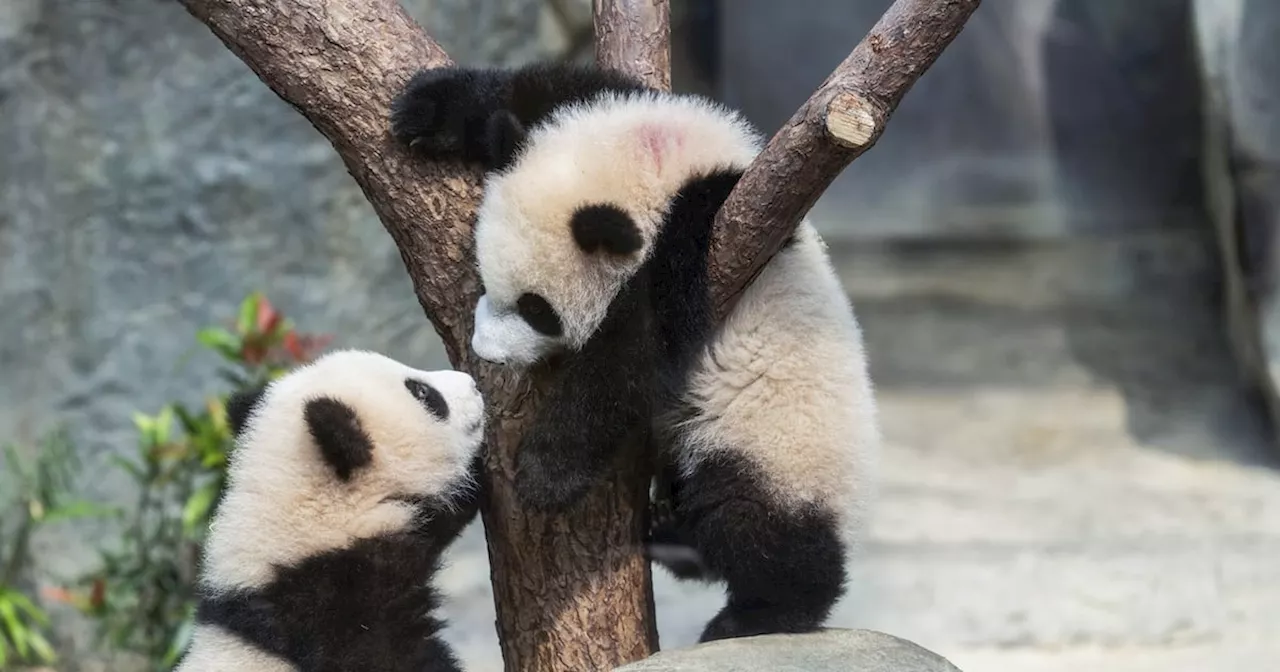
[614,629,962,671]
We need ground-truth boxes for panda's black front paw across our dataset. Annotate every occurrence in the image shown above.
[645,542,709,581]
[512,444,597,512]
[647,492,677,541]
[645,499,708,580]
[389,67,506,163]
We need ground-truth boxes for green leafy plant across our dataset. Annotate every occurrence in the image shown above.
[61,292,331,670]
[0,428,112,667]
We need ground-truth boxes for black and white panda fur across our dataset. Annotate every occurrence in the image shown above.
[390,63,879,642]
[176,349,486,672]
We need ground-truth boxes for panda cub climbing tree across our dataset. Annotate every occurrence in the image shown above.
[176,349,486,672]
[391,62,880,643]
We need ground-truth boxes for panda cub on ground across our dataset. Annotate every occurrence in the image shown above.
[391,62,879,642]
[176,349,485,672]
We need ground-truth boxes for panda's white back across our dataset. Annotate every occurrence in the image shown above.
[178,626,294,672]
[672,222,880,547]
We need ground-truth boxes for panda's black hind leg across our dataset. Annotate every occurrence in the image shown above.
[700,599,832,643]
[677,453,848,643]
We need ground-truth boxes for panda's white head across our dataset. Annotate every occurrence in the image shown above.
[202,349,486,589]
[469,91,761,367]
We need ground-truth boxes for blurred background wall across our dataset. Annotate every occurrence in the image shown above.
[2,1,1278,670]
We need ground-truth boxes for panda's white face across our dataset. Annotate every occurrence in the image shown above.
[471,291,566,367]
[201,349,487,589]
[469,124,654,367]
[278,350,487,498]
[468,91,763,368]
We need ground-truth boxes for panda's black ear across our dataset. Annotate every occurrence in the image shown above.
[303,397,374,482]
[485,110,527,171]
[225,386,266,438]
[571,204,644,256]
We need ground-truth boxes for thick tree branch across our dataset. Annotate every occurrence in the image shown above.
[709,0,982,319]
[593,0,671,90]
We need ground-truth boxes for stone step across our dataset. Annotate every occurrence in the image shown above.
[614,629,962,672]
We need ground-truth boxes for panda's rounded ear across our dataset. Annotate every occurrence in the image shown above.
[304,397,374,482]
[485,110,527,171]
[571,204,643,256]
[225,386,266,437]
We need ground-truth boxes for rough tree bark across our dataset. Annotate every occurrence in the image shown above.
[593,0,671,90]
[174,0,979,670]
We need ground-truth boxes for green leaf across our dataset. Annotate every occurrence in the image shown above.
[154,406,175,445]
[0,633,10,667]
[207,397,228,434]
[5,592,48,627]
[42,500,117,524]
[196,327,241,355]
[200,453,227,471]
[181,481,219,534]
[237,292,262,336]
[25,628,55,663]
[172,405,201,436]
[0,599,29,659]
[132,411,155,438]
[197,329,244,365]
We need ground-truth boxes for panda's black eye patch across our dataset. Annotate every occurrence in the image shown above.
[516,293,562,336]
[405,378,449,420]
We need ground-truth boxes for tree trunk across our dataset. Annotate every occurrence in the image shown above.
[594,0,672,91]
[175,0,980,669]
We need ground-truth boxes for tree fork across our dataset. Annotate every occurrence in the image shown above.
[175,0,979,670]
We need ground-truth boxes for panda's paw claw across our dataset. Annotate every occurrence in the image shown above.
[390,66,486,159]
[648,497,676,538]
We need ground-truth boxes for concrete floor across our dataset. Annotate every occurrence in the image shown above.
[436,230,1280,671]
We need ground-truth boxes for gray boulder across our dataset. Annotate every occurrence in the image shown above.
[614,630,962,672]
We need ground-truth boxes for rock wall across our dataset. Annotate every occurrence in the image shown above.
[720,0,1205,241]
[1193,0,1280,432]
